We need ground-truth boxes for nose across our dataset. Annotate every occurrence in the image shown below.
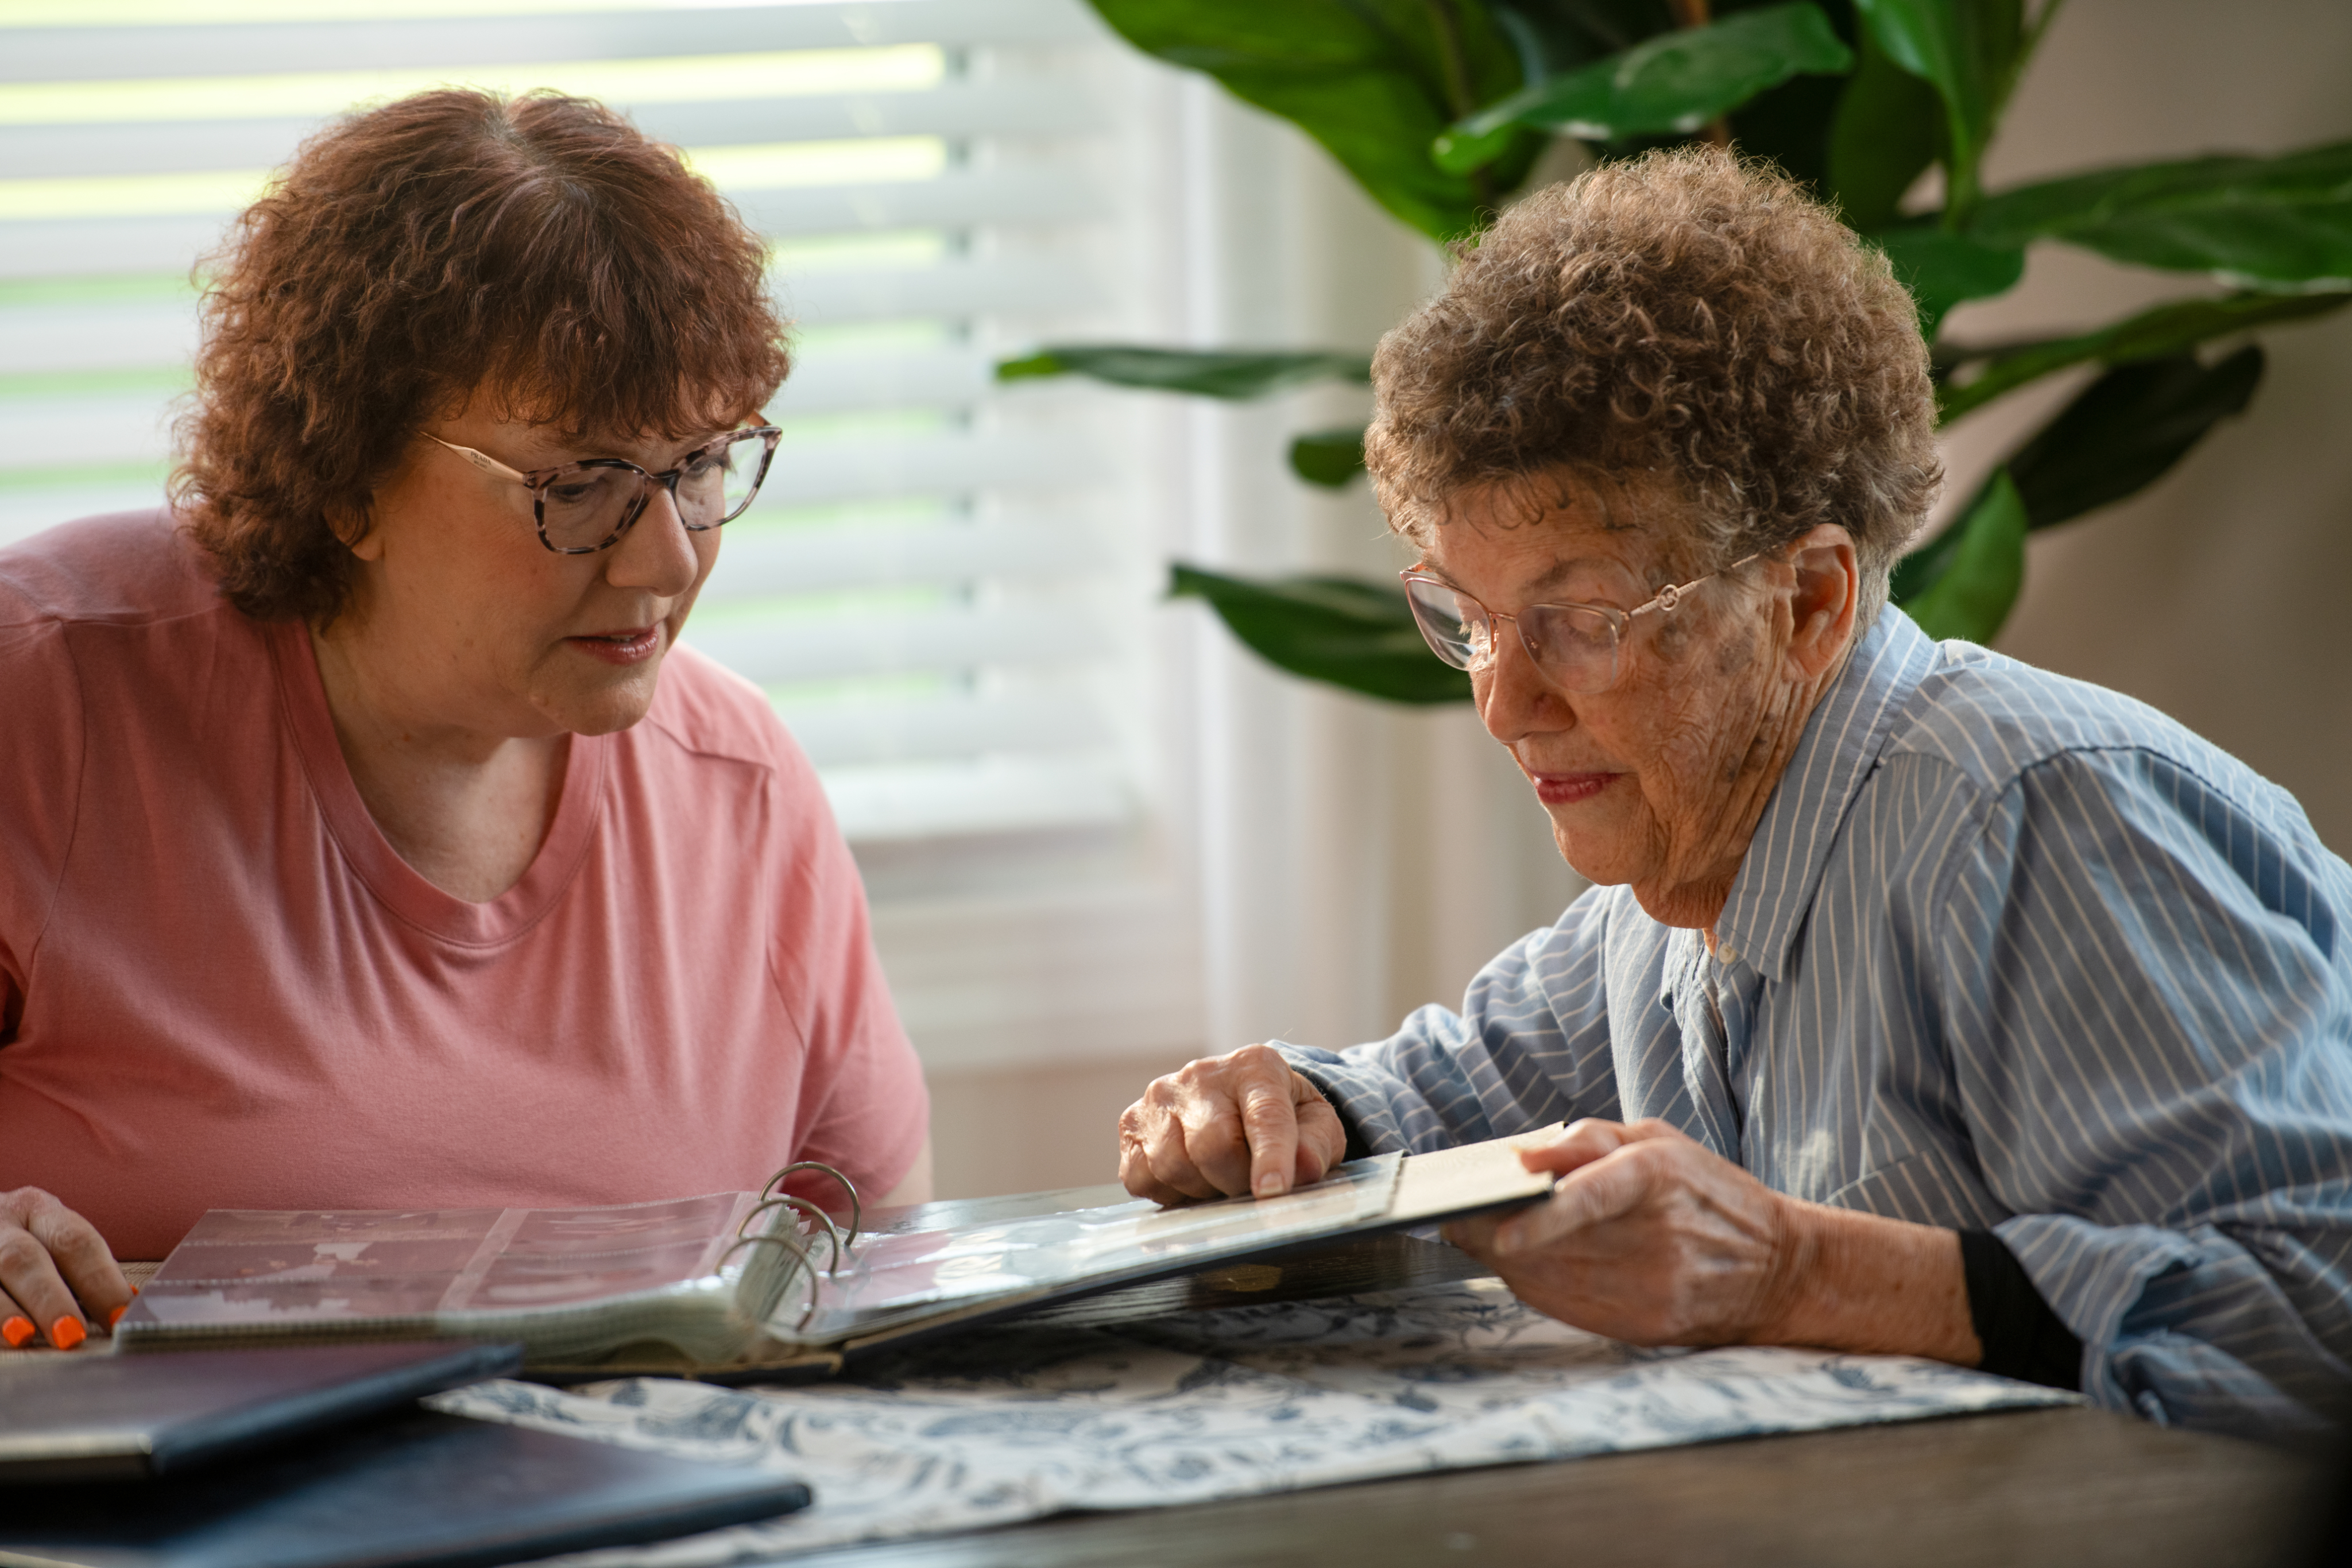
[1475,618,1576,748]
[603,481,701,599]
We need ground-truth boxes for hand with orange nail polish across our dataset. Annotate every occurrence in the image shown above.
[1,1184,132,1351]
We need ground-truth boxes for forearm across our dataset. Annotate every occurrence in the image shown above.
[1280,1012,1605,1157]
[1759,1202,1979,1366]
[1276,1027,1495,1155]
[1281,912,1617,1155]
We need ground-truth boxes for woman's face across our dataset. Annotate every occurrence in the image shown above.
[335,392,728,742]
[1419,471,1853,930]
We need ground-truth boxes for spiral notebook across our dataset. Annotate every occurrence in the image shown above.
[113,1137,1557,1376]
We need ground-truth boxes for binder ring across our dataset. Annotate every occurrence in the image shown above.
[717,1228,821,1331]
[762,1160,862,1253]
[737,1194,846,1275]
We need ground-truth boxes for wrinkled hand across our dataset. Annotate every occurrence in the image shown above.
[1442,1118,1804,1347]
[1,1187,131,1350]
[1119,1044,1348,1205]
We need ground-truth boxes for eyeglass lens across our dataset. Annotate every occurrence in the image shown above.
[536,431,773,551]
[1401,578,1622,694]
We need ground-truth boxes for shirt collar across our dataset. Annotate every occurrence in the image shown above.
[1713,603,1940,982]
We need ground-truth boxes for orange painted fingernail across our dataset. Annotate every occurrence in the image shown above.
[1,1317,33,1349]
[107,1304,128,1328]
[49,1317,86,1350]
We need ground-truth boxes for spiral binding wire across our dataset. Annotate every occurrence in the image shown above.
[721,1160,865,1335]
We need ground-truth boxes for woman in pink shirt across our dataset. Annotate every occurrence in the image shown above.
[0,91,933,1351]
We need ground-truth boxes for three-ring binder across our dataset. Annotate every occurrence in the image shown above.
[719,1160,863,1334]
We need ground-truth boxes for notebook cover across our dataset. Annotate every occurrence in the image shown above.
[0,1341,524,1484]
[0,1410,812,1568]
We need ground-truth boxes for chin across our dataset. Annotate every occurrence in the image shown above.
[544,672,662,737]
[1549,821,1636,889]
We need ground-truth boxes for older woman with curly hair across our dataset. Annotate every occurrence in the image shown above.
[0,90,931,1350]
[1120,146,2352,1437]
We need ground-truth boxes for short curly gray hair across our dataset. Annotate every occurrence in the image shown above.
[1367,145,1941,629]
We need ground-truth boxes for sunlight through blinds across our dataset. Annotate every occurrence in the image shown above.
[0,0,1149,845]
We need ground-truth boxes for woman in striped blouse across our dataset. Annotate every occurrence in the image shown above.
[1117,146,2352,1438]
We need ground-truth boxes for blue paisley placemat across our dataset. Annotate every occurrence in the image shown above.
[430,1277,2076,1565]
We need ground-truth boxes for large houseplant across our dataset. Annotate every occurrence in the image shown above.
[1000,0,2352,704]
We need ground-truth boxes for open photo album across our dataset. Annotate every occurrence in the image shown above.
[113,1135,1560,1376]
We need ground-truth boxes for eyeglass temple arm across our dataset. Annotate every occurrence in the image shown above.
[1637,551,1769,617]
[425,433,530,485]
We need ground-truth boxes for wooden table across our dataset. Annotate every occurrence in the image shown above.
[786,1404,2324,1568]
[25,1195,2336,1565]
[785,1186,2336,1568]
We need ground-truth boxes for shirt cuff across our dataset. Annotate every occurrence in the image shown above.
[1959,1229,2082,1389]
[1994,1213,2216,1421]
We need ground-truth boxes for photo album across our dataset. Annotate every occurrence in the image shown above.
[114,1134,1560,1376]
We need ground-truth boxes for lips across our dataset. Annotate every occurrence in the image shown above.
[566,625,663,665]
[1527,771,1616,806]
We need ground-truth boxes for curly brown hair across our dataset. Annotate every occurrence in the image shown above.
[1367,145,1940,627]
[171,89,791,624]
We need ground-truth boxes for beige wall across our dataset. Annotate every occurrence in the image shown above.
[924,1053,1184,1201]
[926,0,2352,1199]
[1951,0,2352,855]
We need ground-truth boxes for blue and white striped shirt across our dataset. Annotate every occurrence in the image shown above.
[1282,605,2352,1438]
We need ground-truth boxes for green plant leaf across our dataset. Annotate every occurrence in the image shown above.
[1090,0,1542,243]
[1490,0,1670,69]
[1968,141,2352,289]
[1169,563,1471,704]
[1937,289,2351,423]
[1892,465,2025,642]
[2006,346,2262,528]
[1429,121,1525,179]
[1289,426,1370,487]
[1851,0,2024,224]
[1895,348,2264,644]
[996,345,1373,400]
[1720,0,1865,198]
[1871,227,2023,336]
[1824,20,1944,232]
[1437,1,1851,167]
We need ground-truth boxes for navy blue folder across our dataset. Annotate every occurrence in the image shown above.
[0,1341,524,1483]
[0,1408,811,1568]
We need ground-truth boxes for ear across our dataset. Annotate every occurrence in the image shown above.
[1781,524,1858,682]
[326,500,382,563]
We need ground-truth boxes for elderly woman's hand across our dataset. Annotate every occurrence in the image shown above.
[1442,1120,1980,1360]
[1119,1045,1349,1205]
[0,1187,131,1349]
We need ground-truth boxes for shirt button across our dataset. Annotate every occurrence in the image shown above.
[1717,943,1739,965]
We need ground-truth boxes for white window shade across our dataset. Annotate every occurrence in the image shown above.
[0,0,1159,847]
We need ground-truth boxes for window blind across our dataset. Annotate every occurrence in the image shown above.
[0,0,1153,847]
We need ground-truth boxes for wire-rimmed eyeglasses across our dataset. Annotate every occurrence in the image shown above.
[1399,553,1761,694]
[425,426,782,555]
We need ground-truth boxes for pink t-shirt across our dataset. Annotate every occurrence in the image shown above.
[0,512,929,1260]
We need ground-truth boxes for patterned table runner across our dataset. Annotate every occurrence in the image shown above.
[434,1277,2075,1565]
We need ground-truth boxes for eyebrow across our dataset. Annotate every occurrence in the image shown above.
[528,429,733,471]
[1521,556,1622,597]
[1409,553,1641,607]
